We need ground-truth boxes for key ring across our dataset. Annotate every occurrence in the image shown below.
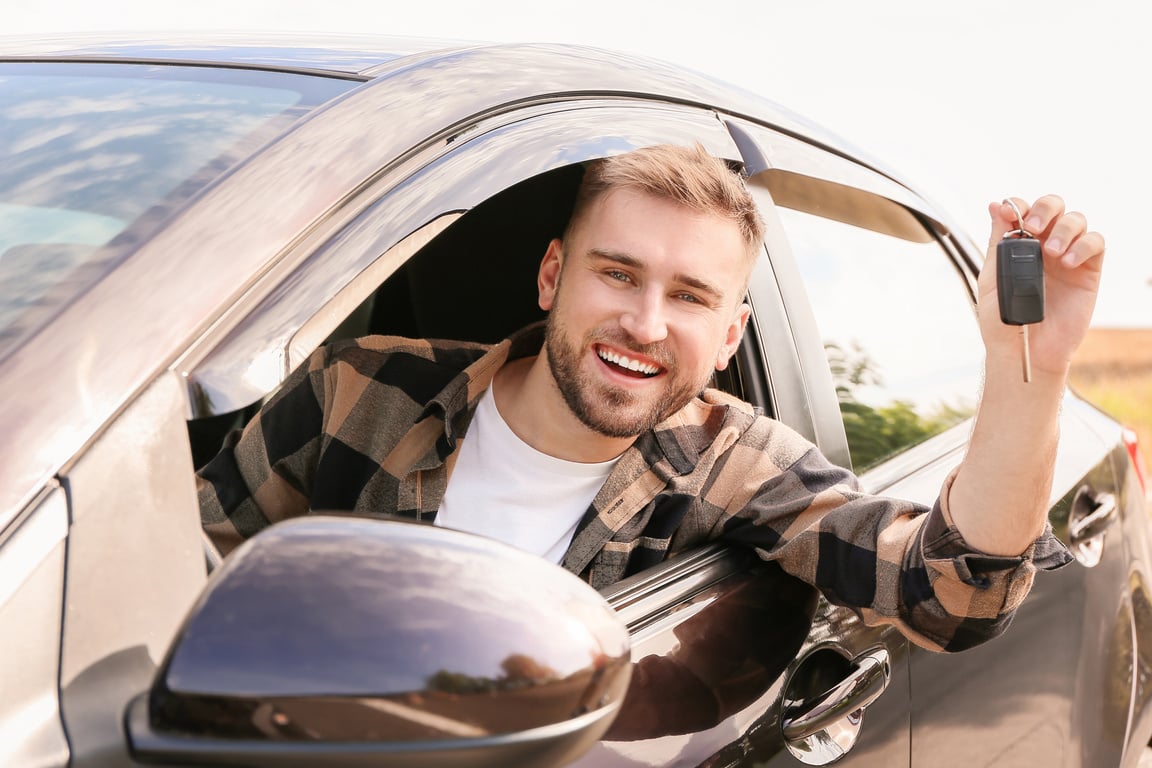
[1002,198,1032,239]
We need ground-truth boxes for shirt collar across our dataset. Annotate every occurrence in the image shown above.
[423,323,547,446]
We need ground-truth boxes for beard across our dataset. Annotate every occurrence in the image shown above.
[543,312,708,439]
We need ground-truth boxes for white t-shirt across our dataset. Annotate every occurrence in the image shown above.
[435,386,619,564]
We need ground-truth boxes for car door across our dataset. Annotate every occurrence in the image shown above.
[0,484,69,768]
[727,116,1143,766]
[181,99,912,768]
[56,374,208,768]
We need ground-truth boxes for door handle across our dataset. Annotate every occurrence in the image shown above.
[780,647,892,765]
[1069,487,1118,543]
[782,648,891,741]
[1068,485,1118,567]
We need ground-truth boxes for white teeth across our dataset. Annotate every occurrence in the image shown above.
[598,348,660,375]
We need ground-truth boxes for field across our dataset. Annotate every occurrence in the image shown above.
[1069,327,1152,469]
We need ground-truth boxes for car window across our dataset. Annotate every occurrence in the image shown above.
[0,62,355,362]
[181,101,740,418]
[768,172,984,472]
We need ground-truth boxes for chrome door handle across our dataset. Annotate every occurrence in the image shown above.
[1069,487,1118,544]
[781,648,891,741]
[1068,485,1118,567]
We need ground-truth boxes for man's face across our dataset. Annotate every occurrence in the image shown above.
[538,188,752,438]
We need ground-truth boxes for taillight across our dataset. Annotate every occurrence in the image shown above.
[1123,426,1148,496]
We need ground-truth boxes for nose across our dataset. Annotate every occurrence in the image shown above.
[619,290,668,345]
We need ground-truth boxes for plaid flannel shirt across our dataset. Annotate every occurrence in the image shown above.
[198,324,1072,652]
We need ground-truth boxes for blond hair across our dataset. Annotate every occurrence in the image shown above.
[565,143,765,260]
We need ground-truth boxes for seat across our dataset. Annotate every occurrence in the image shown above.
[370,163,584,343]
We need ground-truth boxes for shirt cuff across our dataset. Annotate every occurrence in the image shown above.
[920,469,1074,589]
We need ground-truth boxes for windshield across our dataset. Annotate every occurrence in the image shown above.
[0,61,357,361]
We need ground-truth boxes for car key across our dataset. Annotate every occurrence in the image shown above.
[997,199,1044,383]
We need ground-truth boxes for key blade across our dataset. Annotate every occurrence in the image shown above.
[1022,325,1032,384]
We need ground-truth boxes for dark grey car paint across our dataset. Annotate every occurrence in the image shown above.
[1,34,1148,768]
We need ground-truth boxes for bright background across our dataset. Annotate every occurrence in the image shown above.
[6,0,1148,327]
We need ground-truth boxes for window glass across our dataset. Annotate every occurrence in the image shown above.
[773,183,984,471]
[0,62,355,361]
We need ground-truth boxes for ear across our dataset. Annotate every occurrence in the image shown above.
[538,238,564,311]
[714,302,751,371]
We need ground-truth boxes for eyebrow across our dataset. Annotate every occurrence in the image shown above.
[588,248,727,303]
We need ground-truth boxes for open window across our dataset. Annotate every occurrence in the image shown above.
[187,153,779,468]
[182,102,759,469]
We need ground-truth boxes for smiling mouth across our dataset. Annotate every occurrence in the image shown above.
[596,346,663,378]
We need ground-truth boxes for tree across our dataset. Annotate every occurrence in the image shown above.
[825,341,971,471]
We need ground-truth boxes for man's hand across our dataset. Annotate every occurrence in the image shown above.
[950,196,1105,557]
[976,195,1105,377]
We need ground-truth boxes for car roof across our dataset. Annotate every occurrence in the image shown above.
[0,32,890,159]
[0,31,468,77]
[0,32,897,188]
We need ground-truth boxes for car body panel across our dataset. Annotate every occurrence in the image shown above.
[576,547,909,767]
[0,484,70,768]
[57,372,206,767]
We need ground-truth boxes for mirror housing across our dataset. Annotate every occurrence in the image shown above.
[125,516,631,767]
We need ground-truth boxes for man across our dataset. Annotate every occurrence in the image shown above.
[199,143,1104,652]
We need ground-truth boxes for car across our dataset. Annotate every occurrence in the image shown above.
[2,32,1150,768]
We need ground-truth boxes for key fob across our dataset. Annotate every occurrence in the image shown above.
[997,236,1044,325]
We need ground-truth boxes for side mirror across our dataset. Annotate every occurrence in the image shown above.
[125,516,631,767]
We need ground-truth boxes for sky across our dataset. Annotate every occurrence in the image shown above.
[5,0,1148,327]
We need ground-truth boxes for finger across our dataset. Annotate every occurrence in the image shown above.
[1022,194,1066,236]
[1060,230,1106,269]
[1043,210,1087,258]
[988,197,1030,244]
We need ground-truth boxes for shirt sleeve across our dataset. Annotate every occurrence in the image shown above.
[719,436,1073,653]
[197,345,329,556]
[911,468,1072,649]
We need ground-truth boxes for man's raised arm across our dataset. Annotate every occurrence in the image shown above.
[949,195,1106,555]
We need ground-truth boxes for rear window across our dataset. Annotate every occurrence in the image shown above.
[0,62,356,361]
